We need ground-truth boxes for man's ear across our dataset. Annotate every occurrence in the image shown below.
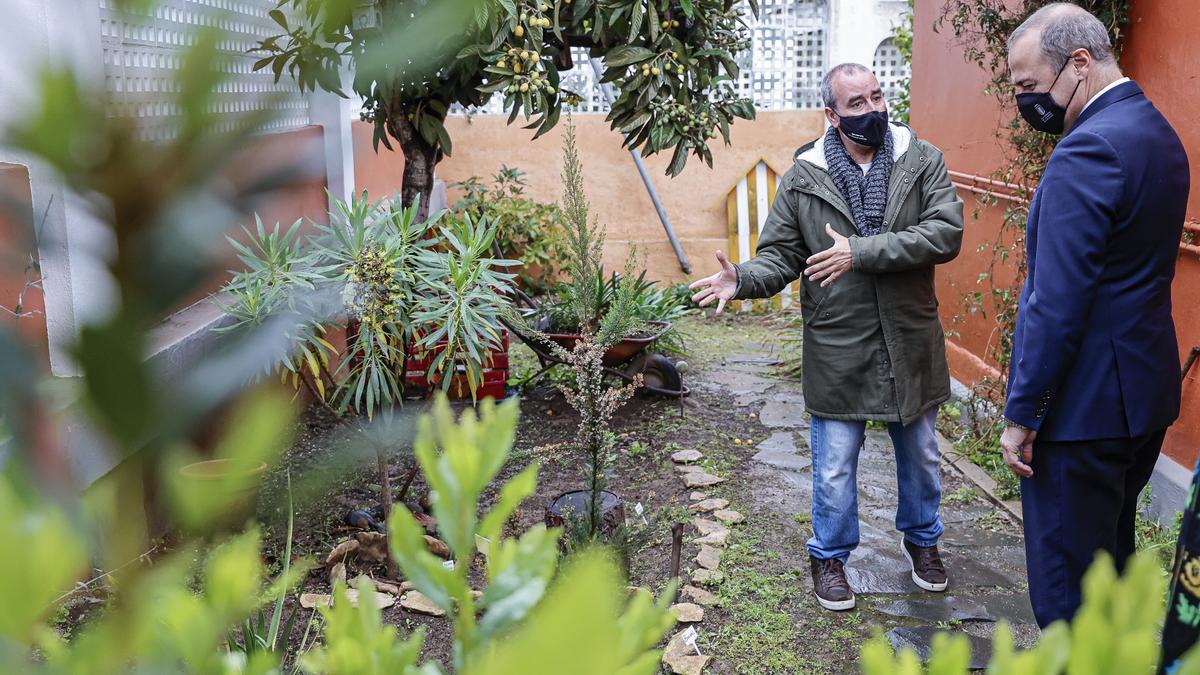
[824,107,838,129]
[1071,48,1091,79]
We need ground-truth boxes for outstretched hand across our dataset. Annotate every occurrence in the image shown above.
[805,224,852,287]
[689,250,738,315]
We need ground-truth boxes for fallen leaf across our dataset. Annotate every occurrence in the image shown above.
[424,535,451,559]
[355,531,389,562]
[330,562,347,586]
[325,539,359,566]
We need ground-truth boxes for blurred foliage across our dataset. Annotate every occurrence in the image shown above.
[218,193,516,411]
[861,551,1200,674]
[0,4,675,672]
[299,396,677,674]
[448,166,569,294]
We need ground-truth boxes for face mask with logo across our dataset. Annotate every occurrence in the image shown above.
[1016,59,1082,135]
[836,110,889,148]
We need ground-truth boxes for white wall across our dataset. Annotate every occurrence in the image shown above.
[829,0,909,70]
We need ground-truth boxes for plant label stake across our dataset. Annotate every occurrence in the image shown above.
[681,626,702,656]
[442,559,455,571]
[475,534,491,557]
[634,502,649,525]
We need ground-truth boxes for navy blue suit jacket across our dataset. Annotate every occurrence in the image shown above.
[1004,81,1189,441]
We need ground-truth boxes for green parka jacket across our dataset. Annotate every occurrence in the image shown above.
[734,123,964,424]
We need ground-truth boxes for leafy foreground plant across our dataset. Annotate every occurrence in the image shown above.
[302,395,678,674]
[860,551,1200,674]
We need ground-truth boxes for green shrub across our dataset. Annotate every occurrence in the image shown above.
[449,166,568,293]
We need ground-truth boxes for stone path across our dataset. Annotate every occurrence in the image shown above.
[666,343,1040,672]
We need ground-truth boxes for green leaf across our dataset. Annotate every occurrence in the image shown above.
[268,9,288,30]
[477,526,558,641]
[604,46,656,68]
[679,0,695,17]
[76,318,153,446]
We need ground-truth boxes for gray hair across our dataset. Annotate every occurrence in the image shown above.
[821,63,872,110]
[1008,2,1115,66]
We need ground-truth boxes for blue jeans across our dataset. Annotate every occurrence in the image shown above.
[806,407,944,561]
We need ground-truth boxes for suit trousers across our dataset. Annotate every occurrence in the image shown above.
[1020,428,1167,627]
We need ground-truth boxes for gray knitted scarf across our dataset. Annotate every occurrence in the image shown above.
[823,123,895,237]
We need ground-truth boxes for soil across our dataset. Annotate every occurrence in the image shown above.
[247,312,781,671]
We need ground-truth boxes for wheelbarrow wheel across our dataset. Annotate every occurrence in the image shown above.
[638,353,682,393]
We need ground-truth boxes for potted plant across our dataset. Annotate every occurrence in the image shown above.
[215,192,515,575]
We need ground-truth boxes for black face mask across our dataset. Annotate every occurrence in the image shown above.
[836,110,889,148]
[1016,59,1082,135]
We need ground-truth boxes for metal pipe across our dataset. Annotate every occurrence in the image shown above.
[947,170,1026,193]
[588,58,691,274]
[1183,346,1200,382]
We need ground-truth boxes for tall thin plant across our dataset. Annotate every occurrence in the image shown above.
[513,118,646,547]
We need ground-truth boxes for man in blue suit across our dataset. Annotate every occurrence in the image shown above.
[1002,3,1190,627]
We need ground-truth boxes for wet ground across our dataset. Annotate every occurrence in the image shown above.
[677,319,1039,674]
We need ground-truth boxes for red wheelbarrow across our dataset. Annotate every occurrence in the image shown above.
[502,317,689,397]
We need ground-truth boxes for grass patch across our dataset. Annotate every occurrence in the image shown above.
[712,528,809,673]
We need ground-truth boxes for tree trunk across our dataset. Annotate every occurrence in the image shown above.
[391,115,440,221]
[377,449,399,580]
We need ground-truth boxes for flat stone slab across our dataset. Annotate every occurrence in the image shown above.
[683,472,726,488]
[692,568,724,586]
[940,525,1023,547]
[682,585,718,606]
[692,519,729,538]
[700,370,776,395]
[752,432,812,472]
[672,449,704,464]
[664,629,713,675]
[886,627,992,670]
[689,492,708,502]
[759,400,810,429]
[400,591,445,617]
[695,545,722,570]
[712,509,745,525]
[694,530,731,547]
[876,596,997,623]
[689,498,730,513]
[970,592,1038,625]
[671,603,705,623]
[844,552,1015,594]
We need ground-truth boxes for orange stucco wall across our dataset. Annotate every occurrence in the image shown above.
[352,111,825,282]
[0,162,48,367]
[911,0,1200,467]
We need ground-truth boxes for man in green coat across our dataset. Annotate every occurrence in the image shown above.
[690,63,964,610]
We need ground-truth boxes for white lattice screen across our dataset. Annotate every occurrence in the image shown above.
[873,38,909,108]
[98,0,310,141]
[734,0,827,111]
[457,0,829,116]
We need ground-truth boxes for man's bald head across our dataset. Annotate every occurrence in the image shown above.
[1007,3,1115,68]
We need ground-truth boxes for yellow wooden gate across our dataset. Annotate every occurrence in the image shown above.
[725,160,799,312]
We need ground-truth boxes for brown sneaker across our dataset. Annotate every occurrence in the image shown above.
[902,539,948,592]
[809,556,855,611]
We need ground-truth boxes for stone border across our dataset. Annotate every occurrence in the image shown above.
[937,435,1023,523]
